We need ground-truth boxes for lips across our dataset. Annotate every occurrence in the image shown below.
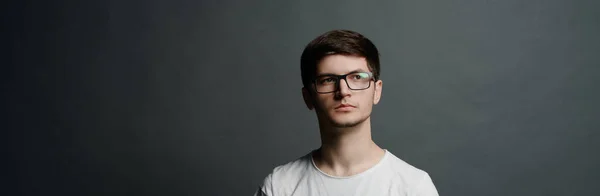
[335,104,355,109]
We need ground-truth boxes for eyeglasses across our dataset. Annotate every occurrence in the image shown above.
[312,72,374,94]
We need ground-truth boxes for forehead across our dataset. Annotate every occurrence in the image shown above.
[316,55,369,74]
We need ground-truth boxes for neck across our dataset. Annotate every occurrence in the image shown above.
[313,117,385,177]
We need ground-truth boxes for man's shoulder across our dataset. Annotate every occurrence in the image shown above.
[383,150,432,187]
[270,151,313,178]
[385,150,425,173]
[254,151,314,196]
[261,150,315,183]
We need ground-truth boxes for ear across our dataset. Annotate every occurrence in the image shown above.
[302,87,315,110]
[373,80,383,105]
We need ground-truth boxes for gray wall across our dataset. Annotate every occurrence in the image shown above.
[4,0,599,195]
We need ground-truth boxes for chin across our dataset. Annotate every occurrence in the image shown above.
[328,115,367,128]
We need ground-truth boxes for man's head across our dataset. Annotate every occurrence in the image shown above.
[300,30,383,128]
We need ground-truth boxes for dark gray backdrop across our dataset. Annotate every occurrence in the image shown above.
[4,0,599,195]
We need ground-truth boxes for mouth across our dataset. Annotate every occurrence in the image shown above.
[335,104,356,109]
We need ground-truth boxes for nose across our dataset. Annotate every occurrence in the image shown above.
[335,78,352,98]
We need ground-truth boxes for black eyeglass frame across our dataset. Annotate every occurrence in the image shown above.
[311,72,376,94]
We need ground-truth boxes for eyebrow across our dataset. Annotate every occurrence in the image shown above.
[316,69,368,77]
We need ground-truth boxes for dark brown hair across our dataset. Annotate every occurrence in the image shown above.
[300,30,380,89]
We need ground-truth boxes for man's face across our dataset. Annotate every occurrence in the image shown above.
[302,54,383,128]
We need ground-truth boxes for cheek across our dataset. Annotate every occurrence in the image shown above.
[313,96,332,111]
[359,92,375,106]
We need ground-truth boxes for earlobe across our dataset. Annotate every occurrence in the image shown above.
[302,87,314,110]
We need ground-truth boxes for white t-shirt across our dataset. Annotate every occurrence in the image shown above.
[253,149,439,196]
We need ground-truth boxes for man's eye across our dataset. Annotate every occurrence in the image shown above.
[351,73,368,80]
[319,78,335,84]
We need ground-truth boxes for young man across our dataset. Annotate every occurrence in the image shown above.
[254,30,439,196]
